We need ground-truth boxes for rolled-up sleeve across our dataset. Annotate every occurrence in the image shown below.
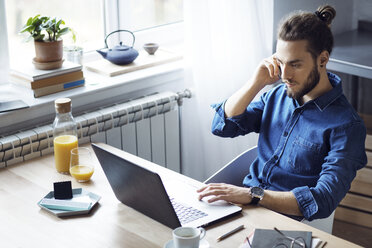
[211,95,266,138]
[210,102,228,135]
[292,122,367,220]
[292,186,318,219]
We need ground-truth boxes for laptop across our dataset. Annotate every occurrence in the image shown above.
[92,143,242,229]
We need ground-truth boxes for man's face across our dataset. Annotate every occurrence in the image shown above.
[275,40,320,100]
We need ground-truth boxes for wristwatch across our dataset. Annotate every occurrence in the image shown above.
[249,186,264,205]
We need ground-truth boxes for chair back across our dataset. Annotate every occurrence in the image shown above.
[204,146,257,186]
[302,211,335,234]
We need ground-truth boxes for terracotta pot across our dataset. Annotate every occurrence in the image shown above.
[34,40,63,63]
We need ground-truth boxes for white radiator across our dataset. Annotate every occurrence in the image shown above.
[0,90,191,172]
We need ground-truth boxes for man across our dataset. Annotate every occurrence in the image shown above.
[197,5,367,221]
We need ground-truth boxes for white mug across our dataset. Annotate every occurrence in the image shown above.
[172,226,206,248]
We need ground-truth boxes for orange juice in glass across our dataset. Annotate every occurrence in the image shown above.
[70,147,95,182]
[54,135,78,173]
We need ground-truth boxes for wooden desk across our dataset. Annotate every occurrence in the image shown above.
[0,144,360,248]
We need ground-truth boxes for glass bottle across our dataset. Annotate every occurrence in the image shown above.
[52,98,78,174]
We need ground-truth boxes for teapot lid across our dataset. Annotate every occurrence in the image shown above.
[112,42,130,51]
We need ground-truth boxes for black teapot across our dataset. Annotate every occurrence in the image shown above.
[96,30,139,65]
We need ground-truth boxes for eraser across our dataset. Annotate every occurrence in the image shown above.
[53,181,73,199]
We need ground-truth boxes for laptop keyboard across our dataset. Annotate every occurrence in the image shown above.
[170,198,208,224]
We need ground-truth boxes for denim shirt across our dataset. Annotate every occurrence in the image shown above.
[211,72,367,220]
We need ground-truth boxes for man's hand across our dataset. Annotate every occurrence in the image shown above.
[197,183,252,204]
[252,54,281,88]
[198,184,303,216]
[224,53,282,118]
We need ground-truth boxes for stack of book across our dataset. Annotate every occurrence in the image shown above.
[10,61,85,98]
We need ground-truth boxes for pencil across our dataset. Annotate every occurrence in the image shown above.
[216,224,245,242]
[320,241,327,248]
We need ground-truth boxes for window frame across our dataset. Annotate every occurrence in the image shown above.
[104,0,183,50]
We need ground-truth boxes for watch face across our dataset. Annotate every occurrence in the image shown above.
[251,187,264,197]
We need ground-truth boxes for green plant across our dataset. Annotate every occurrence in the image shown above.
[20,14,70,42]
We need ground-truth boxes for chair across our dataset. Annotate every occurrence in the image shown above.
[204,146,335,234]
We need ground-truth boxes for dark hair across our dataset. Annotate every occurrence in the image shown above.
[278,5,336,59]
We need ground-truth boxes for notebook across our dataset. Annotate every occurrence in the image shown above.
[250,228,312,248]
[92,143,242,229]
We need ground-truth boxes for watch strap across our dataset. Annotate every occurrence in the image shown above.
[250,196,260,205]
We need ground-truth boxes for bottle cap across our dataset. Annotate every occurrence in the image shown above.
[55,98,72,113]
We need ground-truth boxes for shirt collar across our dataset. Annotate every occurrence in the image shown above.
[312,72,343,111]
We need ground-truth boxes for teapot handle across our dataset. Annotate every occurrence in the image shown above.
[104,29,136,48]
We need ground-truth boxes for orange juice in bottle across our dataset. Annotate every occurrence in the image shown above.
[52,98,78,174]
[54,135,78,173]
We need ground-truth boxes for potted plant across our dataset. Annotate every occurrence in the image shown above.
[20,15,71,67]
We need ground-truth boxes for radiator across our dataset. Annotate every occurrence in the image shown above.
[0,90,191,172]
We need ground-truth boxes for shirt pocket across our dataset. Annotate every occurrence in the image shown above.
[288,136,323,175]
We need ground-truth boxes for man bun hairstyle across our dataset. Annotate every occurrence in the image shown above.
[278,5,336,59]
[314,5,336,27]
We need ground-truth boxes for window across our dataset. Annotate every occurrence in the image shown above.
[4,0,183,65]
[117,0,183,31]
[5,0,105,64]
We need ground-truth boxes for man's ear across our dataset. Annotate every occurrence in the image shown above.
[318,50,329,68]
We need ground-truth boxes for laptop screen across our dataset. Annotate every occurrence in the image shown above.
[92,143,181,228]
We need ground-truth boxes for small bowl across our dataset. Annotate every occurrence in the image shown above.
[32,58,64,70]
[143,43,159,55]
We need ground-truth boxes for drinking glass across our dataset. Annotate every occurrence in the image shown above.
[64,45,83,64]
[69,147,94,182]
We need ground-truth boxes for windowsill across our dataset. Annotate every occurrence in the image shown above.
[0,57,185,135]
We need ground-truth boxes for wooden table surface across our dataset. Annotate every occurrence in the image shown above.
[0,143,360,248]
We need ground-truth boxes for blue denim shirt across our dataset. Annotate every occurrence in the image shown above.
[211,72,367,220]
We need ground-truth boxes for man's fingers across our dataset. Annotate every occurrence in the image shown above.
[198,186,230,201]
[197,183,226,192]
[199,193,228,203]
[198,184,251,204]
[263,61,280,80]
[272,57,281,77]
[199,189,228,199]
[206,194,229,203]
[196,185,208,193]
[263,60,274,78]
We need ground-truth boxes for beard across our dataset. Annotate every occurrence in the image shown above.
[286,64,320,100]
